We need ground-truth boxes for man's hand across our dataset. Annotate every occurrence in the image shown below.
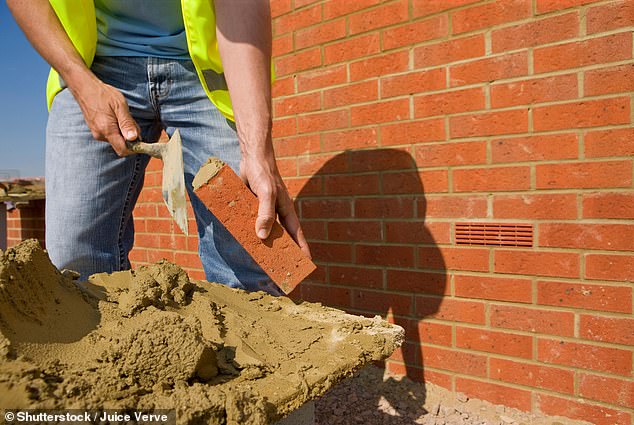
[240,152,311,259]
[72,79,140,157]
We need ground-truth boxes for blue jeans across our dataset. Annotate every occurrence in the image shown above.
[46,56,282,295]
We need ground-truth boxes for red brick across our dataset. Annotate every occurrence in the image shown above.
[145,218,174,234]
[450,109,528,138]
[297,109,348,133]
[329,265,383,289]
[536,160,632,189]
[300,221,326,241]
[297,152,348,175]
[537,280,632,313]
[586,253,634,282]
[534,97,630,131]
[381,119,445,145]
[450,52,528,87]
[382,15,448,50]
[322,128,378,152]
[585,63,634,96]
[457,326,533,358]
[579,373,634,408]
[414,34,485,68]
[381,68,446,99]
[128,249,148,264]
[323,0,381,19]
[296,65,347,92]
[387,270,448,295]
[455,275,532,303]
[276,157,298,177]
[173,251,201,269]
[275,47,321,76]
[348,0,408,35]
[272,76,294,97]
[285,177,322,197]
[493,194,577,220]
[356,244,415,268]
[300,199,352,219]
[273,92,321,117]
[490,358,574,394]
[453,166,531,192]
[295,19,346,50]
[538,338,632,375]
[324,174,380,196]
[421,346,487,377]
[413,0,480,17]
[352,289,412,315]
[495,250,579,278]
[423,195,488,219]
[158,234,187,251]
[416,296,486,324]
[492,12,578,52]
[148,249,175,263]
[274,134,320,157]
[491,304,575,337]
[194,164,315,292]
[293,0,321,9]
[324,33,380,65]
[386,169,449,193]
[535,0,602,14]
[270,0,291,18]
[456,378,531,411]
[491,74,578,108]
[537,394,631,425]
[540,223,634,251]
[415,141,486,167]
[491,133,578,163]
[355,197,415,219]
[272,33,293,57]
[300,282,352,308]
[274,4,321,35]
[580,314,634,345]
[414,87,485,118]
[586,128,634,159]
[587,0,634,34]
[310,241,353,264]
[323,80,378,109]
[328,221,381,242]
[420,246,489,272]
[346,146,415,172]
[351,98,409,126]
[409,319,453,346]
[534,32,632,73]
[386,221,451,244]
[451,0,531,35]
[583,192,634,220]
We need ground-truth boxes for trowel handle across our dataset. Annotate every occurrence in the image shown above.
[125,140,164,159]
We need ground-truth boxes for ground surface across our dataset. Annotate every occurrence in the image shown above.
[315,366,589,425]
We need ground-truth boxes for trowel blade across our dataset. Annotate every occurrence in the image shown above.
[161,129,189,236]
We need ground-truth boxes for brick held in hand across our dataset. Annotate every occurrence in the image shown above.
[192,157,316,294]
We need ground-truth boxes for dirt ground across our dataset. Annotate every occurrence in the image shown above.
[315,366,590,425]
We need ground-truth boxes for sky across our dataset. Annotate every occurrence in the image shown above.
[0,3,50,178]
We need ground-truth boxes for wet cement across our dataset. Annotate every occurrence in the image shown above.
[0,240,403,424]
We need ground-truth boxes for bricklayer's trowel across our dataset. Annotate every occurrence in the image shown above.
[126,130,188,236]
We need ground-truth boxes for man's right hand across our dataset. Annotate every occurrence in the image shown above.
[72,79,140,157]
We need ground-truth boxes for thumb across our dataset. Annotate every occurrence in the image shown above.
[115,103,139,141]
[256,188,277,240]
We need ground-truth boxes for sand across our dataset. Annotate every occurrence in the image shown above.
[0,240,403,424]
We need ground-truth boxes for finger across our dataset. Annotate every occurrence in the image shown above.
[277,193,312,259]
[256,186,277,239]
[114,102,139,141]
[106,132,129,157]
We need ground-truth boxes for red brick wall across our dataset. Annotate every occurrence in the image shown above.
[6,200,46,249]
[130,1,634,423]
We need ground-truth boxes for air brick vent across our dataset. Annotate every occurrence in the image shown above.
[455,222,533,247]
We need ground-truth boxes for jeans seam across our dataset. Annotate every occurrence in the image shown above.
[117,155,143,270]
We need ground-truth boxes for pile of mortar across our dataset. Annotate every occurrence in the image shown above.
[0,240,403,424]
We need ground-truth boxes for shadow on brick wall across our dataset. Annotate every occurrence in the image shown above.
[292,148,445,413]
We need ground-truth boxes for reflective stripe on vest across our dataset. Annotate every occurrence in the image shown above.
[46,0,236,121]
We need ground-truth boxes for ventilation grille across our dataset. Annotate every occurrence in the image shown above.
[455,222,533,247]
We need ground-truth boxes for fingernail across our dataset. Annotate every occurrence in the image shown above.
[126,130,136,140]
[257,229,267,239]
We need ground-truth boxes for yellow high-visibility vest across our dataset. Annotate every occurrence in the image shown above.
[47,0,235,120]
